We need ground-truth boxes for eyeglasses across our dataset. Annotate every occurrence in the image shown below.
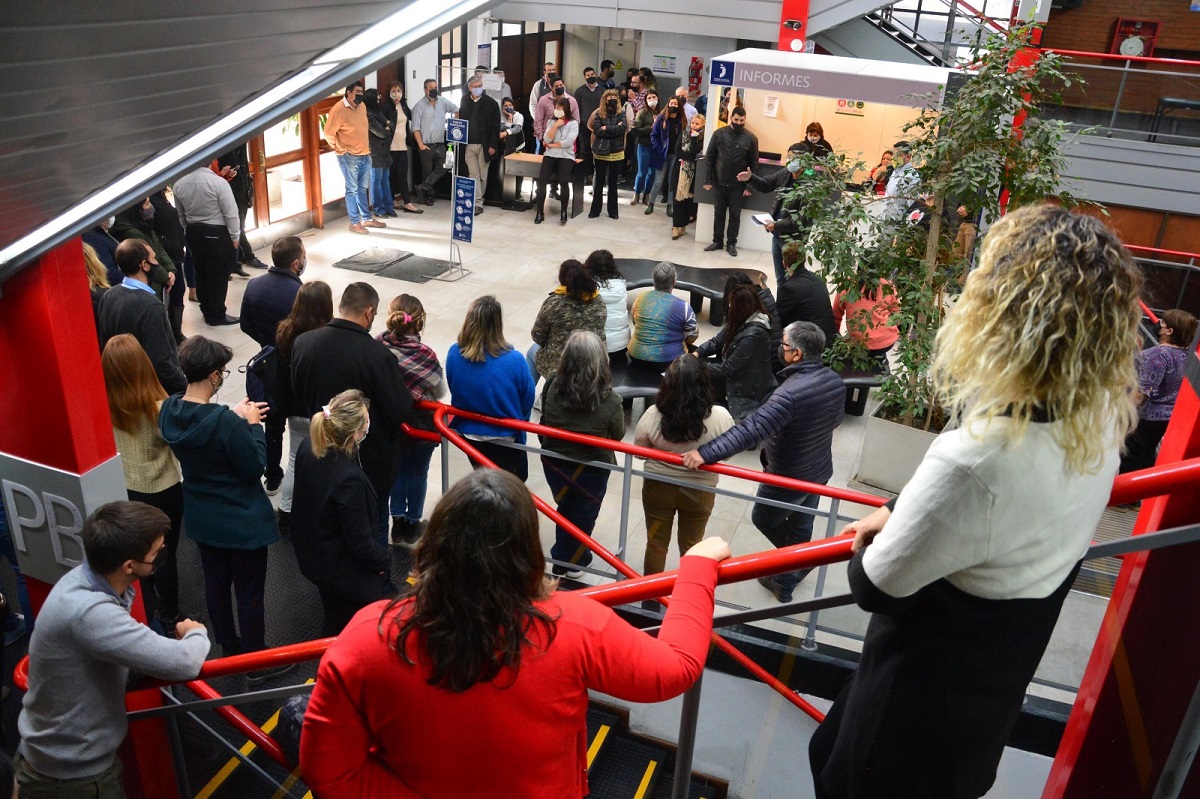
[135,545,166,575]
[219,369,231,379]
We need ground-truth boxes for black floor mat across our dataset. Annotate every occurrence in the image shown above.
[376,256,451,283]
[332,247,412,273]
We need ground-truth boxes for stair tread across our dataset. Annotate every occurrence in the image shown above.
[652,771,719,799]
[587,735,668,799]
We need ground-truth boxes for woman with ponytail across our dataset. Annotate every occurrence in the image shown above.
[292,389,393,636]
[378,294,446,546]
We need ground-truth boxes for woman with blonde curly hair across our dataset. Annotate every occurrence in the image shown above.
[810,204,1142,799]
[292,389,393,636]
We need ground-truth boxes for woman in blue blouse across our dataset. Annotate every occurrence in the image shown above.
[1120,308,1197,474]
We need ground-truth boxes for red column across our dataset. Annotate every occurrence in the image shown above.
[0,240,180,798]
[777,0,811,52]
[1044,345,1200,796]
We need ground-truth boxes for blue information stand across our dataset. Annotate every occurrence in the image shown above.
[452,176,476,244]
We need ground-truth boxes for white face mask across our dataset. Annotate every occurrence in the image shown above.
[106,215,116,228]
[553,109,565,119]
[647,99,658,108]
[390,92,402,101]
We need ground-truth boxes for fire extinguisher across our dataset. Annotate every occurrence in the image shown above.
[688,57,703,98]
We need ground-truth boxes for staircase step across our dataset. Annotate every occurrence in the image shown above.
[652,771,722,798]
[587,705,622,771]
[587,735,668,799]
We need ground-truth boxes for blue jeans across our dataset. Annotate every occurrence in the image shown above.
[635,144,655,194]
[370,166,394,216]
[390,443,437,522]
[543,456,611,568]
[751,485,821,595]
[525,342,542,383]
[772,235,786,290]
[337,153,372,224]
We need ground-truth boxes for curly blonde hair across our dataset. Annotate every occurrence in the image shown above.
[932,204,1140,474]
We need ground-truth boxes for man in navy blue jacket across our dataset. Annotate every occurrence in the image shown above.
[240,236,306,493]
[683,321,844,602]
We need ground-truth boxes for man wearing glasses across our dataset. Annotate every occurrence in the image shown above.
[17,501,209,798]
[97,239,188,394]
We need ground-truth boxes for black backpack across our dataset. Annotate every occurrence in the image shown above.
[243,345,287,406]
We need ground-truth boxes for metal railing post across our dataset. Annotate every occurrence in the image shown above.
[440,437,450,493]
[164,688,192,799]
[670,672,704,799]
[804,498,841,652]
[1108,59,1132,131]
[618,452,634,562]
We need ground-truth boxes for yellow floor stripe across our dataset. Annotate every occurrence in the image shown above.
[270,770,303,799]
[586,725,610,769]
[194,679,314,799]
[633,761,657,799]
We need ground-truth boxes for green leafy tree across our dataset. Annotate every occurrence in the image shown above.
[775,22,1084,430]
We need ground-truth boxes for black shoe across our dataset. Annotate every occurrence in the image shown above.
[704,242,723,252]
[231,266,250,278]
[475,206,484,216]
[264,477,282,496]
[727,244,738,257]
[389,516,411,547]
[422,190,435,207]
[758,575,793,603]
[608,212,619,220]
[643,202,655,215]
[242,257,269,269]
[247,663,297,685]
[560,210,568,225]
[205,314,240,326]
[276,509,290,536]
[588,210,600,218]
[534,210,545,224]
[551,564,584,579]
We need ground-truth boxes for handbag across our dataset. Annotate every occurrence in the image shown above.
[242,345,286,406]
[592,134,613,157]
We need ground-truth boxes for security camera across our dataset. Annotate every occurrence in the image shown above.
[783,19,803,30]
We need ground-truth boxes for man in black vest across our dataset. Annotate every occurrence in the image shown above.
[240,236,306,494]
[291,283,413,544]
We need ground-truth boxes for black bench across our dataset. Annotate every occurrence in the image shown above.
[616,258,768,326]
[1148,97,1200,143]
[837,365,887,416]
[609,355,663,407]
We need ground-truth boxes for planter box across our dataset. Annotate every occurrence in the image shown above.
[854,407,940,494]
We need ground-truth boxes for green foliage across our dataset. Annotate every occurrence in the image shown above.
[777,23,1086,430]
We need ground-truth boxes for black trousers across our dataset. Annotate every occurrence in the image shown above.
[1120,418,1170,474]
[672,196,696,227]
[591,160,622,217]
[186,223,235,321]
[417,143,448,194]
[264,410,286,484]
[389,150,413,205]
[536,157,573,215]
[128,483,183,622]
[712,184,746,246]
[468,439,529,483]
[318,590,373,637]
[235,203,254,263]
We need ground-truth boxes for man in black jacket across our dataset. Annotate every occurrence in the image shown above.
[682,321,844,603]
[703,107,759,258]
[776,241,837,349]
[240,236,306,494]
[291,283,413,545]
[458,74,501,212]
[573,66,604,178]
[97,240,188,395]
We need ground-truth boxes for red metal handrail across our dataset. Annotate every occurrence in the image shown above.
[1127,244,1200,262]
[1139,301,1160,326]
[1039,48,1200,69]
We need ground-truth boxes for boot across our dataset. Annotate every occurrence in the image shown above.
[631,193,641,206]
[534,208,545,224]
[644,201,655,215]
[168,305,186,344]
[671,227,685,240]
[187,287,197,303]
[560,208,568,225]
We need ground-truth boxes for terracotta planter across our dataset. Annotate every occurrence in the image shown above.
[854,406,940,494]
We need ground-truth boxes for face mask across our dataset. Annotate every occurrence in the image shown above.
[586,75,597,85]
[647,99,658,108]
[140,205,155,221]
[503,106,514,115]
[106,215,116,228]
[297,259,307,276]
[668,107,678,116]
[553,109,565,119]
[360,421,370,442]
[787,158,802,173]
[427,88,438,99]
[607,100,617,112]
[390,92,402,101]
[730,122,745,132]
[554,86,565,96]
[350,93,362,105]
[807,134,820,143]
[470,86,484,97]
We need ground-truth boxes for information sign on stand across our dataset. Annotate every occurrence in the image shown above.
[446,118,468,147]
[452,176,476,244]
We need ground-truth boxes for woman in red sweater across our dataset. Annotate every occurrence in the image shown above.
[832,275,900,373]
[301,468,729,798]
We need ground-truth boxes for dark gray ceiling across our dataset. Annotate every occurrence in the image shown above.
[0,0,485,278]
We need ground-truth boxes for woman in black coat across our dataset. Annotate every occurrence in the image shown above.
[692,285,777,422]
[291,389,393,636]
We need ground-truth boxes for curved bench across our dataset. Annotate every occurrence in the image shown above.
[617,258,767,326]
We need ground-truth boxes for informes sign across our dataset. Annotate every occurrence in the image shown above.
[453,176,476,243]
[710,59,734,87]
[446,118,468,147]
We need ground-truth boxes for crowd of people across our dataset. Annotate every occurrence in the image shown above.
[12,57,1197,799]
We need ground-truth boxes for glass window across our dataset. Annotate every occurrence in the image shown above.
[263,114,302,158]
[501,23,522,37]
[266,161,308,221]
[319,151,346,205]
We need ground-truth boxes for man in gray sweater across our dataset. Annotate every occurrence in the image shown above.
[17,501,210,797]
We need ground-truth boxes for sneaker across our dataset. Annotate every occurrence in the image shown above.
[758,575,793,603]
[247,663,297,685]
[264,477,282,496]
[552,565,584,580]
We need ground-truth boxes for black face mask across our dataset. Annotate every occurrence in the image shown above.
[607,100,618,112]
[554,86,565,96]
[427,89,438,99]
[585,75,597,85]
[730,122,745,132]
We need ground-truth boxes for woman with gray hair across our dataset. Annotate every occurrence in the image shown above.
[628,262,698,375]
[537,331,626,578]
